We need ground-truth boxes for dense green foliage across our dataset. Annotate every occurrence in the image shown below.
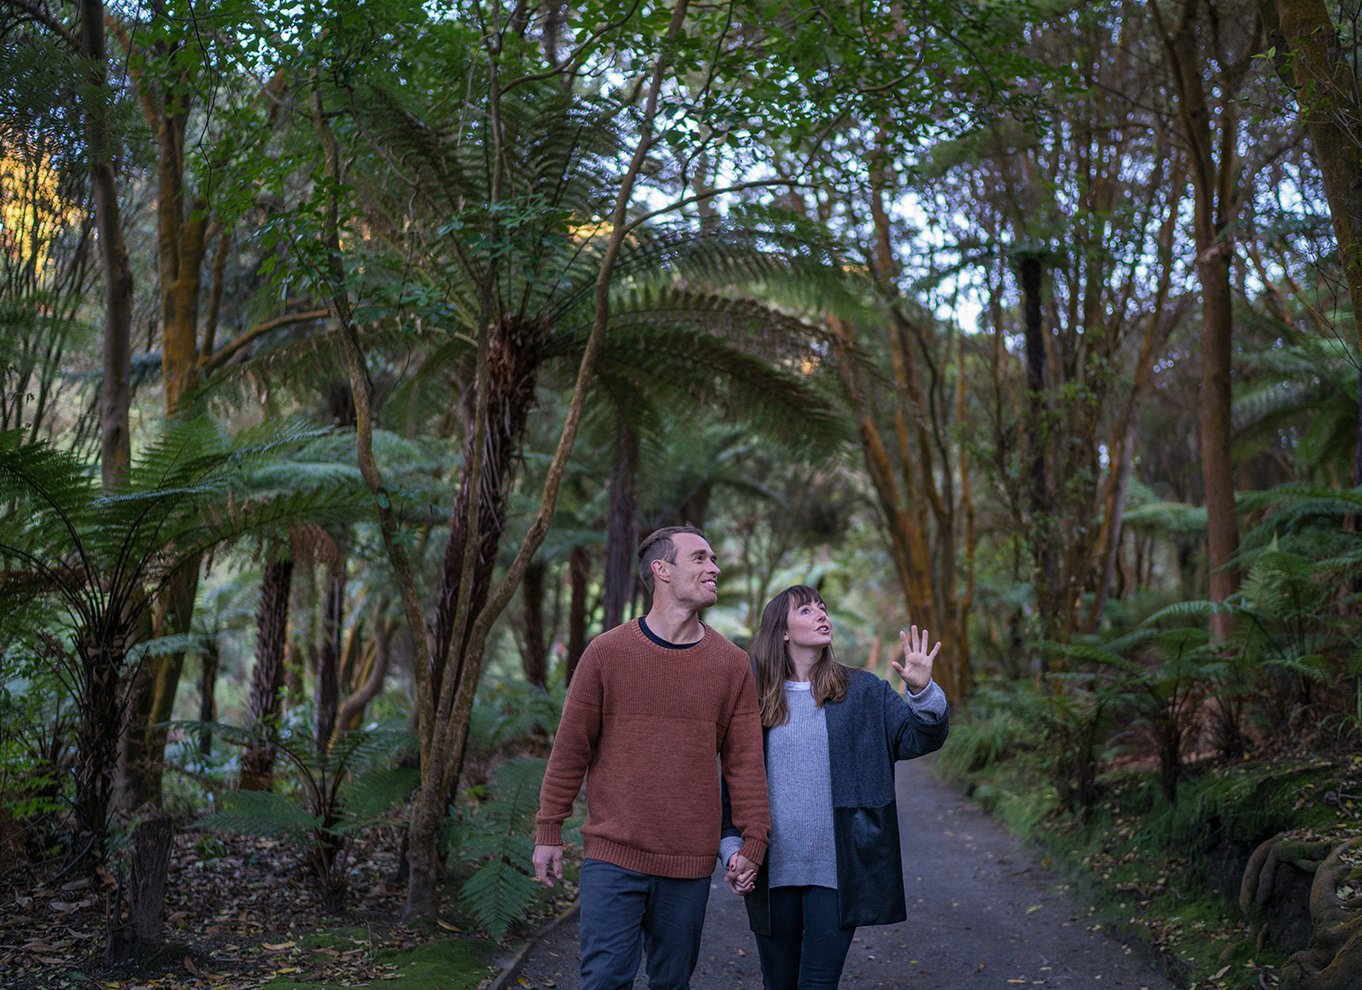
[2,0,1362,985]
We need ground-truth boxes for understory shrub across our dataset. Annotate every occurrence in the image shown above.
[191,720,418,911]
[445,757,556,940]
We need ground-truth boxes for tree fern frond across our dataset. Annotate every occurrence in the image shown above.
[126,633,205,665]
[1263,653,1333,683]
[486,758,549,824]
[448,758,548,939]
[457,857,542,940]
[1143,599,1227,624]
[339,767,420,826]
[1120,501,1207,535]
[583,328,845,456]
[323,724,418,779]
[197,790,320,843]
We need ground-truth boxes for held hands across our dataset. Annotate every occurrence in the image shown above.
[725,852,756,895]
[892,624,941,695]
[533,843,564,888]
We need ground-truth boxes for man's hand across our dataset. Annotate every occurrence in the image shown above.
[724,852,757,895]
[892,624,941,695]
[533,844,563,888]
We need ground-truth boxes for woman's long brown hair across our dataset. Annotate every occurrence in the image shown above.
[750,585,849,728]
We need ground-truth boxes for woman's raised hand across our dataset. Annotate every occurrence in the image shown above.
[891,624,940,694]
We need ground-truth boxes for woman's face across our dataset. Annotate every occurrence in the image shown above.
[785,596,832,653]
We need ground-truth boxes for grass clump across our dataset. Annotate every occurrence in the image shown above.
[259,928,491,990]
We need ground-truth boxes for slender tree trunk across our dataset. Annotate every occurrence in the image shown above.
[240,557,294,790]
[315,558,345,753]
[1197,245,1239,635]
[332,617,392,742]
[1151,0,1255,636]
[601,423,639,630]
[80,0,132,490]
[111,25,212,812]
[197,642,217,758]
[429,317,544,698]
[1019,252,1060,641]
[822,137,974,698]
[115,570,195,811]
[74,641,124,850]
[521,559,549,689]
[566,545,590,686]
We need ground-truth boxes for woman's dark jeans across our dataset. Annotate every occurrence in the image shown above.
[754,885,855,990]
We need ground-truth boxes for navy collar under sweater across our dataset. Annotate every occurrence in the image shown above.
[638,616,702,649]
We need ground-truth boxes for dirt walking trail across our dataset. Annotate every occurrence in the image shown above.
[507,755,1180,989]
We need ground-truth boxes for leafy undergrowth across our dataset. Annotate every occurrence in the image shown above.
[952,749,1362,990]
[0,826,574,990]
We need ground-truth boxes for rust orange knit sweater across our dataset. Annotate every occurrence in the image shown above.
[534,619,770,878]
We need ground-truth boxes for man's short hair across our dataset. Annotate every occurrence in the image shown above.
[637,524,707,594]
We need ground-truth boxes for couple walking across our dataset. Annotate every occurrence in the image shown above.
[532,525,950,990]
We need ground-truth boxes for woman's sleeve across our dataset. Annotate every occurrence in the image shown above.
[883,677,950,760]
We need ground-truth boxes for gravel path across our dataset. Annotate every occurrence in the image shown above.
[508,755,1179,989]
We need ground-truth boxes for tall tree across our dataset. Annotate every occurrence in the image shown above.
[886,0,1196,655]
[296,0,858,918]
[1149,0,1264,635]
[77,0,133,489]
[107,1,325,809]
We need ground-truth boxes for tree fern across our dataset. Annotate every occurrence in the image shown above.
[0,416,371,849]
[186,719,418,910]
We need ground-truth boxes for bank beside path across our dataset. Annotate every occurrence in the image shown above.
[506,755,1179,989]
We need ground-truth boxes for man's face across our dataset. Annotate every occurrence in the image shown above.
[662,532,720,609]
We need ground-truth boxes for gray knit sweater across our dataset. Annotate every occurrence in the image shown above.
[767,682,837,888]
[720,677,947,880]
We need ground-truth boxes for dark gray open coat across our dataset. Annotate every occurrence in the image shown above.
[722,668,950,934]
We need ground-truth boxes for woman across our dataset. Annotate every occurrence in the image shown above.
[720,584,949,990]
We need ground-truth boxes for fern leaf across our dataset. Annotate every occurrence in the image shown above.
[197,790,320,842]
[458,858,543,940]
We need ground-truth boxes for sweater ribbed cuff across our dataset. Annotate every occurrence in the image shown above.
[535,823,563,846]
[906,679,948,720]
[737,838,768,867]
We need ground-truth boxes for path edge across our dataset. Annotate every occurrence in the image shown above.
[485,900,580,990]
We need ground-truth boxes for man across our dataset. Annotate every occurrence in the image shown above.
[533,525,770,990]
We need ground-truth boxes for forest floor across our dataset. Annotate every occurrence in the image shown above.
[0,753,1245,990]
[0,819,570,990]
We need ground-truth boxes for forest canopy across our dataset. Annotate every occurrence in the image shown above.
[2,0,1362,987]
